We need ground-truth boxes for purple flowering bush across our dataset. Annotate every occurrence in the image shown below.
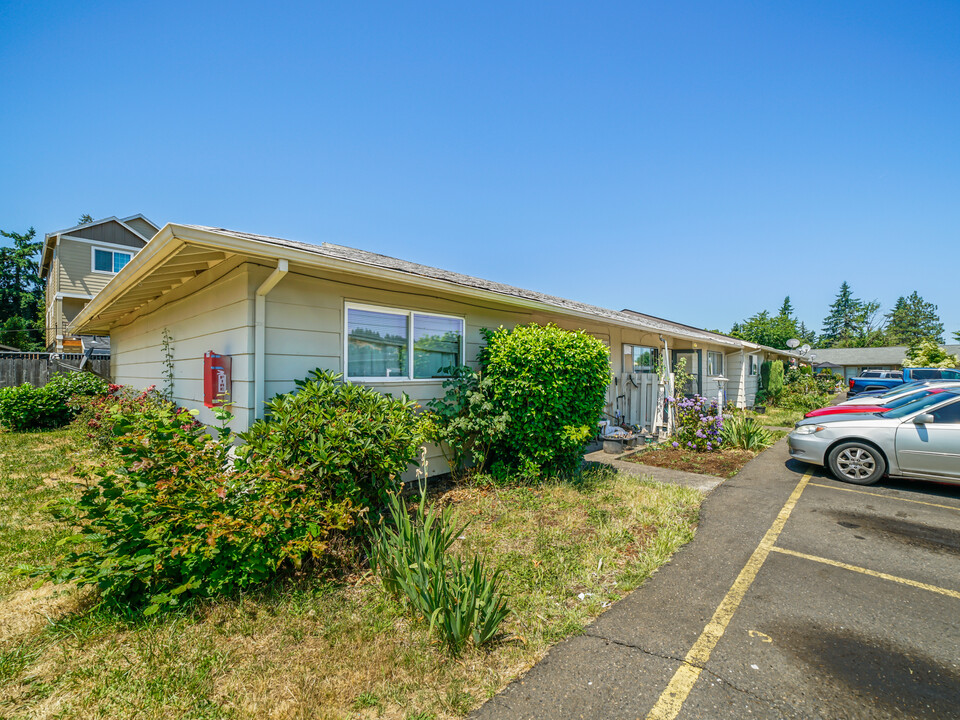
[668,394,724,452]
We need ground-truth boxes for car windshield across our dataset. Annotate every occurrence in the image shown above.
[885,390,941,409]
[881,392,960,419]
[877,381,926,399]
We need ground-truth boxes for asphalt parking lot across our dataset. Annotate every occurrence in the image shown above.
[472,440,960,720]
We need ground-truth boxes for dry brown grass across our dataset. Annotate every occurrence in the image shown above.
[1,431,702,720]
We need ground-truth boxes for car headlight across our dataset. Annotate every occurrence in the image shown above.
[793,425,825,435]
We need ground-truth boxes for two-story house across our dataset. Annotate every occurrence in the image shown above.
[40,214,159,352]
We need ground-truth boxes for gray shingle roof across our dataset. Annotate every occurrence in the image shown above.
[183,225,753,347]
[811,345,960,366]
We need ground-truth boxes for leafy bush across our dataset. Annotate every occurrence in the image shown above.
[0,371,108,431]
[721,414,773,451]
[48,371,110,399]
[815,369,843,394]
[369,491,510,653]
[426,365,510,479]
[239,369,425,510]
[668,394,723,452]
[479,323,610,476]
[47,397,359,614]
[0,383,71,431]
[903,339,960,368]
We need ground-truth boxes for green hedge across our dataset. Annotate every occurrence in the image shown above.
[0,372,109,431]
[480,323,610,476]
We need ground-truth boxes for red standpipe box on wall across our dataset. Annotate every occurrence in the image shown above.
[203,352,232,407]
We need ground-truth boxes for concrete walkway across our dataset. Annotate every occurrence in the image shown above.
[584,448,724,493]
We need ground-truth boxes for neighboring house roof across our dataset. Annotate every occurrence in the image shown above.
[68,223,800,361]
[811,345,960,366]
[40,214,160,279]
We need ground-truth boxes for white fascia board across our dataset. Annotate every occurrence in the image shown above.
[60,234,145,252]
[49,216,123,237]
[120,214,161,233]
[56,292,94,300]
[68,224,186,333]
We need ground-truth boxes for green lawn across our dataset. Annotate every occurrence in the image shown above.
[0,431,702,720]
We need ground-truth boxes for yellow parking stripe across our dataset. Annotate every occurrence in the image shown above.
[808,482,960,512]
[769,546,960,600]
[644,472,813,720]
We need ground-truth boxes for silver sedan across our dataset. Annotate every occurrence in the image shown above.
[788,390,960,486]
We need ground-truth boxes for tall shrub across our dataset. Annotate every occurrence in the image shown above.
[480,323,610,476]
[767,360,785,400]
[238,369,424,509]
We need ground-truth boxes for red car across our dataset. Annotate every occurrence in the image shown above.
[804,388,947,419]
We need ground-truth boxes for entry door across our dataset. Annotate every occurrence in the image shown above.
[672,350,702,397]
[895,399,960,480]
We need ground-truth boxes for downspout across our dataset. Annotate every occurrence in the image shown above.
[254,259,289,419]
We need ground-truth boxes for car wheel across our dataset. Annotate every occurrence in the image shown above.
[827,442,886,485]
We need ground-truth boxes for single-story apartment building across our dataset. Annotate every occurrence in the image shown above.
[70,224,797,475]
[813,345,960,381]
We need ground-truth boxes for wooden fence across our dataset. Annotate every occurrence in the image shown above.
[0,353,111,388]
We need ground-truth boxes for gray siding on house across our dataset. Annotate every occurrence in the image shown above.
[124,217,158,240]
[71,220,147,248]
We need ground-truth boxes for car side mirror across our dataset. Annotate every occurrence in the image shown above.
[913,413,935,425]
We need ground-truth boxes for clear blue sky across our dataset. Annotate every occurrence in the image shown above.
[2,1,958,338]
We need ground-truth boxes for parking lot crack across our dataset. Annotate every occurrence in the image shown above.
[583,630,814,718]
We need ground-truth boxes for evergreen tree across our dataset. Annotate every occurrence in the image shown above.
[77,213,94,225]
[0,226,44,350]
[819,282,885,348]
[884,291,944,346]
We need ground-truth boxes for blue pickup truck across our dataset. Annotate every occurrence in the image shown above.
[848,367,960,396]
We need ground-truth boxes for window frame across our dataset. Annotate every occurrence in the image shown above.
[90,246,133,275]
[344,301,465,383]
[623,344,659,373]
[748,354,760,376]
[706,350,724,376]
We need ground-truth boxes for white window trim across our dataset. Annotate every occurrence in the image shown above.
[344,301,465,383]
[624,344,658,373]
[706,350,724,376]
[748,354,760,376]
[90,246,133,275]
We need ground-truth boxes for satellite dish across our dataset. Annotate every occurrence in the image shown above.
[800,344,811,354]
[786,338,800,349]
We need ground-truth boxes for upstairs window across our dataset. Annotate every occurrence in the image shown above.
[346,304,464,381]
[707,351,724,376]
[92,248,132,274]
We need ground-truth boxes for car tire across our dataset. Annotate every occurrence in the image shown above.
[827,442,886,485]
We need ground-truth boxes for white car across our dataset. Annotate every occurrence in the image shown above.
[836,380,960,407]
